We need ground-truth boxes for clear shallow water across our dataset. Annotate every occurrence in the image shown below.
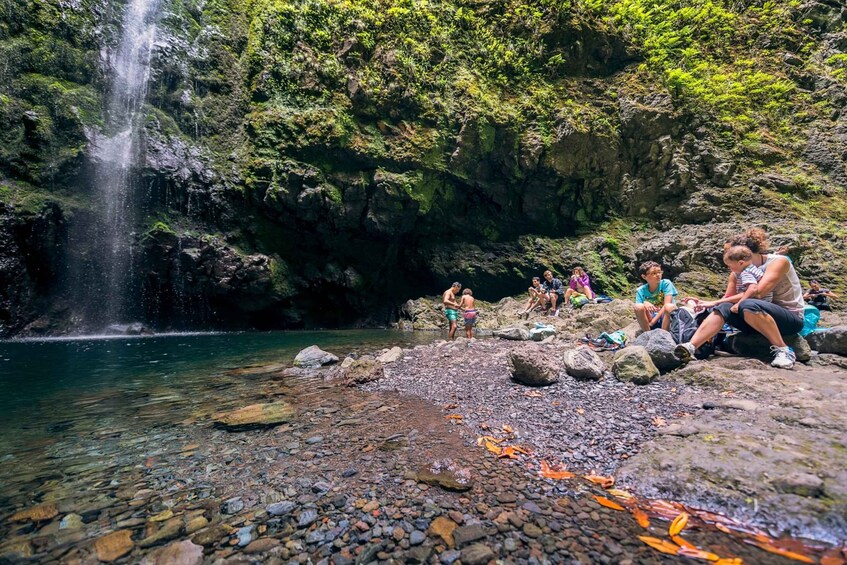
[0,330,439,502]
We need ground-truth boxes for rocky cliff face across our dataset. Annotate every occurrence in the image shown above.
[1,0,846,335]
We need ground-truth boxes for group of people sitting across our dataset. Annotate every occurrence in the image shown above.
[633,227,837,370]
[520,268,596,317]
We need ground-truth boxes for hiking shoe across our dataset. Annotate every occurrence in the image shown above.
[770,346,796,369]
[674,342,696,363]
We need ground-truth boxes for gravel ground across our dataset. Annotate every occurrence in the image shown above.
[365,337,693,476]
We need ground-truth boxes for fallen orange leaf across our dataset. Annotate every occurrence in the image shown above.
[498,446,520,460]
[584,474,615,488]
[669,512,690,536]
[747,541,815,564]
[652,416,667,427]
[632,508,651,528]
[524,391,543,398]
[540,460,576,480]
[512,445,533,455]
[638,536,681,556]
[446,414,463,420]
[821,555,846,565]
[607,488,633,499]
[502,424,514,433]
[551,401,561,406]
[715,559,744,565]
[678,546,720,561]
[671,535,697,550]
[476,435,505,445]
[484,440,502,456]
[444,403,458,409]
[576,407,585,415]
[593,496,625,511]
[714,523,732,535]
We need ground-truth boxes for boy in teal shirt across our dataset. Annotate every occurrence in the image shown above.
[634,261,678,331]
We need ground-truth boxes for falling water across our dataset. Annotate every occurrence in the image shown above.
[74,0,160,327]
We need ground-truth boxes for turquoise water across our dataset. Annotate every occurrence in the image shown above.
[0,330,437,417]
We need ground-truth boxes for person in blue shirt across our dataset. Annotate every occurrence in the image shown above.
[634,261,678,331]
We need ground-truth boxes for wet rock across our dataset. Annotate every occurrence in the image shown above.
[212,401,295,430]
[460,543,495,565]
[416,466,473,492]
[772,472,825,497]
[191,524,233,546]
[522,523,542,538]
[60,513,83,529]
[529,325,556,341]
[427,516,458,547]
[298,509,318,527]
[236,525,255,546]
[440,549,461,564]
[406,544,434,564]
[508,349,559,386]
[377,347,404,363]
[184,516,208,534]
[493,326,531,341]
[0,539,33,560]
[612,346,659,384]
[293,345,339,368]
[562,347,605,381]
[266,501,296,516]
[632,329,683,373]
[138,518,183,548]
[244,538,280,554]
[10,502,58,522]
[806,326,847,355]
[94,530,134,562]
[727,333,812,362]
[452,524,491,547]
[223,497,244,514]
[409,530,426,545]
[140,540,203,565]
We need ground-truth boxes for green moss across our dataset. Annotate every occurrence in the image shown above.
[269,257,298,298]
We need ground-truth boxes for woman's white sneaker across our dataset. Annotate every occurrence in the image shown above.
[770,346,796,369]
[673,342,696,363]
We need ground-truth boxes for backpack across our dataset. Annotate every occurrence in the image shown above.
[669,308,716,360]
[800,304,820,337]
[570,294,590,308]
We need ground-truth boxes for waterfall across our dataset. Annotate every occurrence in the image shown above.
[72,0,160,329]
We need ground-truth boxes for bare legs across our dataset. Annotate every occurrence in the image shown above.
[635,303,677,332]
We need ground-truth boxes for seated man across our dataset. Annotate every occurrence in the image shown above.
[542,270,565,316]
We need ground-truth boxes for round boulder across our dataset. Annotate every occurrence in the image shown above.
[805,326,847,356]
[508,349,559,386]
[612,346,659,385]
[632,329,683,373]
[562,347,605,381]
[494,326,531,341]
[293,345,339,368]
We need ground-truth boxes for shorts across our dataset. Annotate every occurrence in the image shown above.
[713,300,803,336]
[445,308,460,323]
[463,310,477,327]
[649,315,665,330]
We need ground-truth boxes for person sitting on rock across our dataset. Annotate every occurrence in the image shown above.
[804,280,837,311]
[542,270,565,316]
[442,282,462,340]
[634,261,678,331]
[723,245,773,314]
[564,266,595,304]
[459,288,477,339]
[674,228,805,369]
[521,277,547,317]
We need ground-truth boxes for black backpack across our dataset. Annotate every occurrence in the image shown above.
[669,308,715,359]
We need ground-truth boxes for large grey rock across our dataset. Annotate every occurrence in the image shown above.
[633,329,683,373]
[330,357,384,386]
[726,333,812,362]
[508,349,559,386]
[293,345,339,368]
[494,326,531,341]
[612,346,659,385]
[529,325,556,341]
[806,326,847,356]
[562,347,605,381]
[212,402,295,430]
[377,346,404,363]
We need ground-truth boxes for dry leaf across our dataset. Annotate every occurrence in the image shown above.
[669,512,689,536]
[445,403,458,409]
[512,445,533,455]
[747,541,815,564]
[446,414,463,420]
[671,535,697,550]
[576,407,585,415]
[551,401,561,406]
[362,444,374,452]
[593,496,625,511]
[476,435,505,445]
[540,460,576,480]
[678,546,721,561]
[607,489,633,499]
[524,391,543,398]
[484,440,502,456]
[498,446,520,460]
[652,416,667,427]
[715,559,744,565]
[638,536,681,556]
[502,424,514,434]
[632,508,651,528]
[714,523,732,535]
[821,555,846,565]
[584,474,615,488]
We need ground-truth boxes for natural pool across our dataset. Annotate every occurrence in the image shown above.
[0,331,439,516]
